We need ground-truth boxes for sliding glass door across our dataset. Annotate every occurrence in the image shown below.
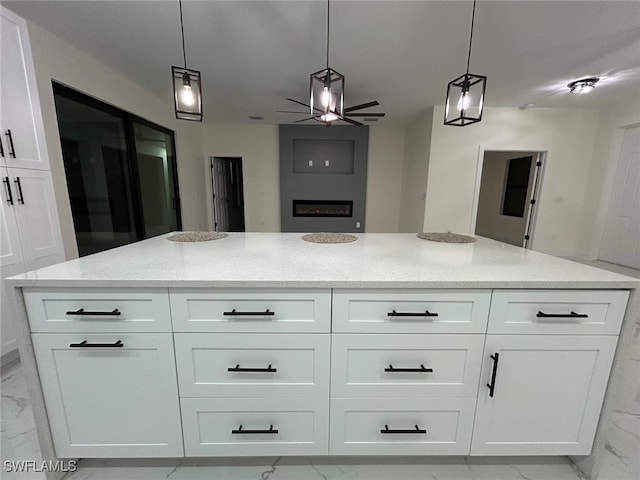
[53,84,181,256]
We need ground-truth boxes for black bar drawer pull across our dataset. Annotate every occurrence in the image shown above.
[5,130,16,158]
[3,177,13,205]
[380,424,426,434]
[232,424,279,434]
[70,340,124,348]
[0,137,4,157]
[388,310,438,317]
[223,308,275,316]
[536,311,588,319]
[385,364,433,373]
[66,308,121,316]
[14,178,24,204]
[228,364,277,373]
[486,353,499,398]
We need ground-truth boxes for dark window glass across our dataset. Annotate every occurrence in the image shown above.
[53,83,181,256]
[502,156,532,217]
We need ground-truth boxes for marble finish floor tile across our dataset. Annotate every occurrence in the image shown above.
[60,456,587,480]
[1,359,46,479]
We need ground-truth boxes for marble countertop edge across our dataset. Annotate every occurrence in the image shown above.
[6,278,639,290]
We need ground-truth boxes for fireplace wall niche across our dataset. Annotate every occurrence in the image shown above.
[279,125,369,233]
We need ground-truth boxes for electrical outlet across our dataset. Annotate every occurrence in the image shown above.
[356,222,361,228]
[308,160,313,167]
[324,160,330,167]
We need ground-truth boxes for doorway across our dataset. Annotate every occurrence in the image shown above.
[473,150,545,248]
[599,125,640,269]
[210,157,245,232]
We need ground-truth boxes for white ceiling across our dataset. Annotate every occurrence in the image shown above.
[5,0,640,125]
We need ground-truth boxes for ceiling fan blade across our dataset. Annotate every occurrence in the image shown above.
[340,117,364,127]
[293,117,314,123]
[344,101,380,113]
[345,112,386,117]
[276,110,308,114]
[287,98,312,109]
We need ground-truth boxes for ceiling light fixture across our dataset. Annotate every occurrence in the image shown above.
[171,0,202,121]
[444,0,486,127]
[309,0,344,124]
[568,77,599,94]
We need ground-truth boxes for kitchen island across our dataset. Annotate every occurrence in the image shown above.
[6,233,639,480]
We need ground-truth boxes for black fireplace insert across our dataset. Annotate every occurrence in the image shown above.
[293,200,353,217]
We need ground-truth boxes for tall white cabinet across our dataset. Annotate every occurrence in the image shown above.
[0,6,64,357]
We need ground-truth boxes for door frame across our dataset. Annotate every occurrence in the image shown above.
[206,156,246,232]
[470,145,548,249]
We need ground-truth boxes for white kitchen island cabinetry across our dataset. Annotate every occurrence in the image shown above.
[6,233,638,478]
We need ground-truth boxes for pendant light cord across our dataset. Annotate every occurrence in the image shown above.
[465,0,476,74]
[179,0,187,68]
[326,0,330,69]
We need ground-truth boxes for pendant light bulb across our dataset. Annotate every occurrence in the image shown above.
[457,90,471,111]
[180,73,194,106]
[321,112,339,122]
[321,86,331,108]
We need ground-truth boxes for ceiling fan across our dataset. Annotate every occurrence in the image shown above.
[277,0,385,127]
[278,97,385,126]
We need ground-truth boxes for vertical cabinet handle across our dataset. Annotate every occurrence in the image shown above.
[0,137,4,157]
[3,177,13,205]
[14,178,24,204]
[5,130,16,158]
[486,353,499,398]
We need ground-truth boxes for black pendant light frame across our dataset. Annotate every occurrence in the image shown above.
[309,0,345,124]
[444,0,486,127]
[172,0,203,122]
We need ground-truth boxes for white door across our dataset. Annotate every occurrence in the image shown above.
[9,168,64,271]
[0,8,45,170]
[599,125,640,268]
[211,157,230,232]
[32,333,184,457]
[0,168,25,355]
[471,335,617,456]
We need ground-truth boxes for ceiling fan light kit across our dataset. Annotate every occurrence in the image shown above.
[310,67,345,122]
[172,0,203,122]
[568,77,599,94]
[444,0,486,127]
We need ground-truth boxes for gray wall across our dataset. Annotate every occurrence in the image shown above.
[279,125,369,233]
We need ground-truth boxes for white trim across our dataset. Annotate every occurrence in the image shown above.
[471,146,548,249]
[205,156,215,231]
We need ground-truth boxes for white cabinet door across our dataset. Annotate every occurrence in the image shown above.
[471,335,618,456]
[1,172,25,354]
[9,168,63,271]
[32,333,184,458]
[0,8,47,170]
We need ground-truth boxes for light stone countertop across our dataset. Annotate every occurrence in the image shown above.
[7,233,639,289]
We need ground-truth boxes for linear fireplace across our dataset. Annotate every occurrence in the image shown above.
[293,200,353,218]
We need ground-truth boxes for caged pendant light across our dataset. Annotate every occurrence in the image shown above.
[309,0,345,124]
[171,0,202,121]
[444,0,486,126]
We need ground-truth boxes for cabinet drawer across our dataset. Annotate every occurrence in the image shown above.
[331,334,483,398]
[332,289,490,333]
[32,333,183,458]
[488,290,629,335]
[330,398,475,455]
[175,333,330,398]
[24,288,171,333]
[170,289,331,333]
[181,397,328,456]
